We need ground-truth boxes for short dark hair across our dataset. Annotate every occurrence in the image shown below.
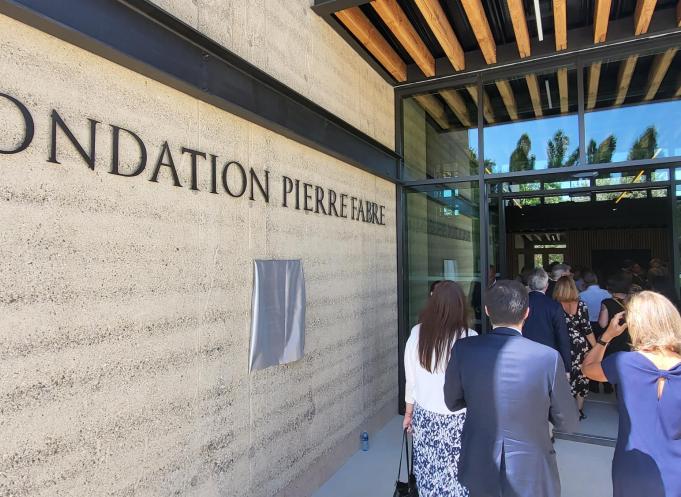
[582,270,598,287]
[607,271,632,294]
[486,280,529,326]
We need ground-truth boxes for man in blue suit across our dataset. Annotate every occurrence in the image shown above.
[444,280,578,497]
[524,267,571,374]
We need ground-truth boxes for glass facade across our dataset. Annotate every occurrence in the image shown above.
[404,182,480,328]
[400,43,681,336]
[484,66,579,173]
[403,87,479,181]
[585,48,681,164]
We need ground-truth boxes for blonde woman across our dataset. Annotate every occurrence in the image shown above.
[583,291,681,497]
[554,276,596,419]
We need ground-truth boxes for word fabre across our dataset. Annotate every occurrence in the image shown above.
[0,92,386,226]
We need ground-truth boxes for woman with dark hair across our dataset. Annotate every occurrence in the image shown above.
[404,281,475,497]
[599,272,633,357]
[647,267,680,309]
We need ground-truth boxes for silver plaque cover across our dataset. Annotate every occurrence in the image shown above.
[249,259,306,372]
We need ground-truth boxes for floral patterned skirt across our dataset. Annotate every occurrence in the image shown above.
[412,403,469,497]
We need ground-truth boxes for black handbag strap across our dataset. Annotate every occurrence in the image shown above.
[396,428,410,481]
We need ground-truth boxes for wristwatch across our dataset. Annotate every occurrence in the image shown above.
[597,338,610,346]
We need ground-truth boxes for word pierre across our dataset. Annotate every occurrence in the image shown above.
[0,92,386,226]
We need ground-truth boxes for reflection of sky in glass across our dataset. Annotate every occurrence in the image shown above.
[483,115,579,173]
[587,100,681,161]
[478,100,681,172]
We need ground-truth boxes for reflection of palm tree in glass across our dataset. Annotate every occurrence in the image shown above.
[627,126,657,160]
[469,147,496,173]
[547,130,579,168]
[509,134,536,171]
[587,135,617,164]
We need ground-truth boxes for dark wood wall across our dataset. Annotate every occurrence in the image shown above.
[507,228,671,277]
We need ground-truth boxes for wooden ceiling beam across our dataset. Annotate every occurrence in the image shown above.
[557,67,569,113]
[586,62,602,110]
[440,89,473,127]
[414,0,465,71]
[525,74,543,117]
[678,0,681,27]
[466,85,496,123]
[594,0,612,43]
[553,0,567,50]
[614,55,639,106]
[459,0,497,64]
[371,0,435,77]
[643,47,678,101]
[414,94,449,129]
[335,7,407,81]
[506,0,532,58]
[634,0,658,35]
[495,80,519,120]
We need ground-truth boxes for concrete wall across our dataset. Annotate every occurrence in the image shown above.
[0,13,397,497]
[147,0,395,150]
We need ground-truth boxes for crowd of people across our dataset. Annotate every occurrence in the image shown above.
[403,259,681,497]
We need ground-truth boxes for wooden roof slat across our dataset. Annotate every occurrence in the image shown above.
[371,0,435,77]
[614,55,639,106]
[634,0,658,35]
[466,85,496,123]
[506,0,532,58]
[643,48,678,101]
[678,0,681,26]
[413,0,465,71]
[525,74,543,117]
[440,89,473,127]
[557,67,569,113]
[594,0,612,43]
[586,62,602,110]
[459,0,497,64]
[335,7,407,81]
[495,80,519,120]
[414,94,450,129]
[553,0,568,51]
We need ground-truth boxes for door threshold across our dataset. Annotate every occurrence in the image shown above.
[554,431,616,447]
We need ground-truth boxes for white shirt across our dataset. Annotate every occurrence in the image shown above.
[404,324,477,415]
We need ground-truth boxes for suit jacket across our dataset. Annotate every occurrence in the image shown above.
[523,291,571,372]
[444,328,579,497]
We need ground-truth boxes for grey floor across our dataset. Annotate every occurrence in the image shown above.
[313,416,615,497]
[576,392,619,439]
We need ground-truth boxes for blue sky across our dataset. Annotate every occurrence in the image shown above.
[471,100,681,173]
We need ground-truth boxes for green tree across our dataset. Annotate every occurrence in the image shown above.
[565,148,579,166]
[547,130,568,168]
[586,135,617,164]
[627,126,657,160]
[510,133,536,172]
[547,130,580,168]
[469,147,496,174]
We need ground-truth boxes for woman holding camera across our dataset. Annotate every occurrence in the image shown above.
[583,291,681,497]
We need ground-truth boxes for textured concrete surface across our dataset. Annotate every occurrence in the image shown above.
[146,0,395,150]
[0,14,398,497]
[314,416,615,497]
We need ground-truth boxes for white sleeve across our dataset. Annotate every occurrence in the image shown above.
[404,330,417,405]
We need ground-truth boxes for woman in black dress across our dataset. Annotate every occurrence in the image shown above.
[554,276,596,419]
[598,272,633,357]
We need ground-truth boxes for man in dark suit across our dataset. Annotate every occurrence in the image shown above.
[444,280,578,497]
[524,267,571,373]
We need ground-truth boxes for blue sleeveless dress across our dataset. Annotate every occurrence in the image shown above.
[602,352,681,497]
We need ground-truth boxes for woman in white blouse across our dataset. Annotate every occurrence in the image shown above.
[403,280,475,497]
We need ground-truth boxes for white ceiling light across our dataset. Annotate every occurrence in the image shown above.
[533,0,544,41]
[545,79,553,109]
